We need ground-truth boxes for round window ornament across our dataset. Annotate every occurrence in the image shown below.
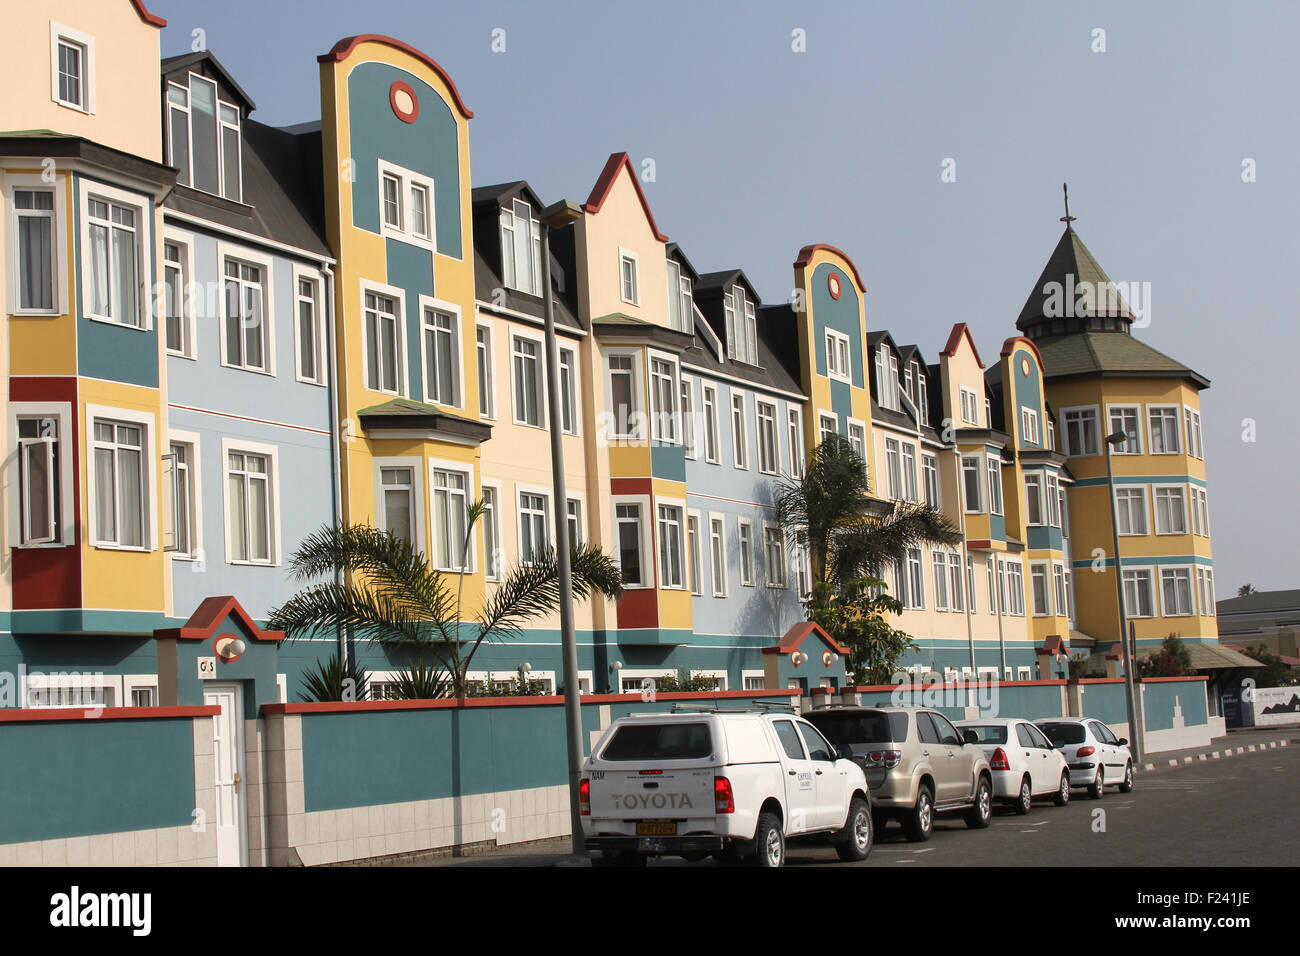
[828,271,842,300]
[389,81,419,124]
[1020,355,1031,377]
[214,633,246,664]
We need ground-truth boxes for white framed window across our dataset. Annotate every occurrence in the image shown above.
[1025,472,1044,525]
[987,559,997,614]
[1122,568,1156,618]
[9,177,64,315]
[848,421,868,473]
[788,408,805,478]
[88,407,156,551]
[481,481,503,580]
[737,519,756,587]
[1160,567,1195,617]
[874,346,900,411]
[933,550,950,610]
[50,23,94,113]
[825,329,852,382]
[986,454,1004,516]
[743,671,766,691]
[1062,406,1100,457]
[165,432,201,559]
[363,285,404,395]
[731,392,749,469]
[885,438,902,500]
[559,345,579,436]
[476,323,496,419]
[724,284,758,365]
[794,530,812,600]
[966,554,977,614]
[1030,562,1051,616]
[904,548,925,610]
[1046,418,1056,451]
[518,488,550,567]
[373,458,424,553]
[615,500,648,587]
[1115,487,1148,536]
[82,185,147,329]
[657,502,685,589]
[1001,559,1025,616]
[1190,486,1211,537]
[764,525,787,589]
[961,455,984,513]
[818,412,838,445]
[709,514,728,597]
[901,442,919,503]
[163,234,195,358]
[687,511,703,595]
[1153,485,1188,535]
[666,258,693,333]
[567,495,584,547]
[1053,562,1068,618]
[680,375,697,459]
[1107,405,1142,454]
[948,552,964,612]
[500,199,542,295]
[1045,472,1061,527]
[420,298,463,408]
[429,464,473,572]
[1184,408,1204,460]
[167,73,241,200]
[1148,405,1182,455]
[293,269,324,385]
[619,248,640,305]
[606,350,640,440]
[756,401,778,474]
[649,355,679,443]
[922,454,940,509]
[378,160,435,247]
[1196,566,1215,615]
[959,386,979,426]
[11,404,74,548]
[222,257,269,371]
[702,384,720,463]
[26,673,119,710]
[513,331,546,428]
[223,440,279,565]
[1021,408,1040,445]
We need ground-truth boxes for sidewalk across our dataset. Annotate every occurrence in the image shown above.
[1137,724,1297,774]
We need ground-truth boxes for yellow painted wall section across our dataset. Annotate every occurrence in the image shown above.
[4,169,78,374]
[0,0,163,161]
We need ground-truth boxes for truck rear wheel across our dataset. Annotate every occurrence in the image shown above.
[835,797,873,862]
[750,812,785,868]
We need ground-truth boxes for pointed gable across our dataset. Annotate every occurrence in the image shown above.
[1017,225,1133,332]
[582,152,668,241]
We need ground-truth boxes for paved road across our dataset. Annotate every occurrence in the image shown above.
[415,739,1298,867]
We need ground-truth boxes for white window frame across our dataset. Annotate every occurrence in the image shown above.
[418,295,465,410]
[481,479,504,581]
[605,347,642,441]
[1160,566,1196,617]
[1024,471,1044,526]
[613,495,653,589]
[1020,407,1040,445]
[961,454,984,513]
[428,461,476,573]
[1190,485,1211,537]
[86,404,157,552]
[1061,405,1101,458]
[922,454,940,509]
[292,265,325,385]
[558,343,580,437]
[730,390,749,470]
[1122,567,1156,619]
[1152,484,1189,535]
[1184,407,1205,460]
[499,198,542,295]
[166,428,203,561]
[80,181,149,330]
[932,549,950,611]
[680,374,698,459]
[959,386,979,425]
[377,159,435,249]
[656,498,687,590]
[475,321,496,420]
[764,523,788,589]
[825,329,852,383]
[1106,404,1143,455]
[217,239,276,375]
[511,327,548,429]
[709,512,728,597]
[737,518,756,587]
[724,284,758,365]
[1030,561,1052,616]
[516,484,552,568]
[1196,566,1215,616]
[7,173,68,316]
[1001,558,1025,616]
[818,411,838,446]
[1147,405,1183,455]
[787,407,805,478]
[648,351,680,444]
[756,400,779,475]
[987,453,1004,516]
[1115,486,1149,536]
[618,247,640,306]
[220,436,281,566]
[373,457,426,555]
[9,403,75,549]
[50,22,95,113]
[666,258,693,333]
[701,383,721,463]
[901,441,919,503]
[162,229,197,359]
[687,508,704,595]
[361,280,406,397]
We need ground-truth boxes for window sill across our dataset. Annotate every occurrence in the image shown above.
[170,553,202,561]
[295,376,328,388]
[228,559,278,567]
[222,362,274,377]
[15,542,70,550]
[54,99,92,114]
[166,350,198,362]
[765,583,788,591]
[87,314,149,332]
[92,543,151,553]
[513,419,547,431]
[11,308,62,318]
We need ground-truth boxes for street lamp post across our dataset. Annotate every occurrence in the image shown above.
[537,199,587,855]
[1105,429,1144,761]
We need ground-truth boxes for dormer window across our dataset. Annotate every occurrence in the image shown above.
[874,345,900,411]
[167,73,242,202]
[904,361,929,423]
[666,259,693,333]
[500,199,542,295]
[724,284,757,365]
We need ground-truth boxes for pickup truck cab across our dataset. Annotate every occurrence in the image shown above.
[581,708,872,867]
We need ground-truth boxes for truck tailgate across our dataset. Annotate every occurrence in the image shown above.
[589,767,716,820]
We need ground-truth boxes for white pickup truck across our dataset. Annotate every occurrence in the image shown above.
[580,708,873,867]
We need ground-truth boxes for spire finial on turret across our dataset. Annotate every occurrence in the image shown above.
[1060,183,1077,226]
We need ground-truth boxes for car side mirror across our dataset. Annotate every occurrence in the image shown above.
[836,744,853,761]
[1117,738,1128,747]
[963,730,978,745]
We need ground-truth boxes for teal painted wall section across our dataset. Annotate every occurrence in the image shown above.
[1143,679,1209,732]
[348,63,462,259]
[1011,346,1043,450]
[650,443,686,482]
[830,379,852,431]
[0,717,194,843]
[1080,681,1129,724]
[811,263,863,388]
[73,174,160,388]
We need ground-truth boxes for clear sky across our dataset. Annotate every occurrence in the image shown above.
[150,0,1300,598]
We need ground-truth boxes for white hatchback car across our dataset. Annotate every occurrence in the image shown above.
[955,718,1071,814]
[1035,718,1135,798]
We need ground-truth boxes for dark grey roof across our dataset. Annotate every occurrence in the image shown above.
[471,181,541,207]
[164,118,329,258]
[472,250,582,333]
[680,304,802,397]
[1017,225,1133,330]
[1035,332,1210,389]
[1217,589,1300,617]
[161,51,257,112]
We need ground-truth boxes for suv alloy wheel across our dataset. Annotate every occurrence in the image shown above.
[904,784,934,842]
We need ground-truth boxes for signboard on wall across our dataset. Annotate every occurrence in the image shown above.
[1251,686,1300,727]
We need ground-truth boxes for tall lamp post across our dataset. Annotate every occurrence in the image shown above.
[537,199,587,854]
[1104,429,1143,761]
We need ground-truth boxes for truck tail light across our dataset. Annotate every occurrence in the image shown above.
[714,776,735,814]
[1077,745,1095,758]
[990,747,1010,771]
[865,750,902,769]
[579,778,590,816]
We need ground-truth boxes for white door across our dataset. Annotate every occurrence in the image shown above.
[204,683,247,867]
[771,718,819,833]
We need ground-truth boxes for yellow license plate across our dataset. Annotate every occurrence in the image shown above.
[636,822,677,836]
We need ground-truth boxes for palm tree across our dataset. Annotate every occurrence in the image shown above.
[1237,584,1257,597]
[774,434,961,589]
[267,510,624,699]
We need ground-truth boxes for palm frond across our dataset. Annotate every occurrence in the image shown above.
[829,503,962,584]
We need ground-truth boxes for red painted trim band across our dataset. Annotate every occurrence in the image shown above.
[319,35,473,119]
[0,705,218,722]
[940,323,986,369]
[130,0,167,27]
[261,689,799,716]
[849,679,1069,692]
[793,244,866,294]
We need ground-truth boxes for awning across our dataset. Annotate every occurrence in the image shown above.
[1138,642,1264,670]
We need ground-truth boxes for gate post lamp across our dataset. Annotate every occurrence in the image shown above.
[538,199,587,854]
[1105,428,1143,761]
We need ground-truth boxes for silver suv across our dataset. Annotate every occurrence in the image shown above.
[805,706,993,841]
